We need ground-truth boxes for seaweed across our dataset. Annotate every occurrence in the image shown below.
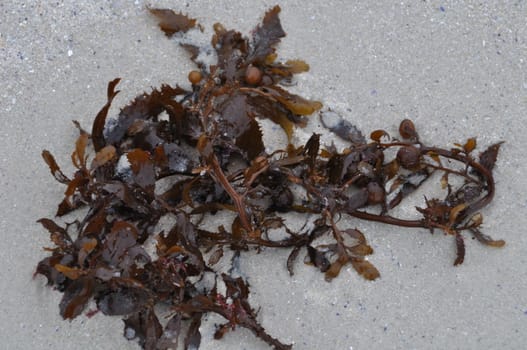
[35,6,504,350]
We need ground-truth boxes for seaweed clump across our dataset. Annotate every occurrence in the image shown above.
[35,6,504,350]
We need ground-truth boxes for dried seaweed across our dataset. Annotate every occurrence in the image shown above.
[36,6,505,350]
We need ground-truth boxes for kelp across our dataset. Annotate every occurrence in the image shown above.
[35,6,504,350]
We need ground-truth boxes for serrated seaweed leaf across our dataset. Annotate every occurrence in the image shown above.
[37,218,72,250]
[217,93,265,160]
[350,259,380,280]
[247,5,286,64]
[479,142,503,172]
[149,8,197,36]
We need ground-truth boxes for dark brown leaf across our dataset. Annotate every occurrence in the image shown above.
[303,133,320,169]
[37,218,72,250]
[101,221,139,267]
[286,246,302,276]
[479,142,503,172]
[346,188,369,212]
[126,149,156,192]
[104,84,186,147]
[59,276,95,319]
[156,314,182,350]
[97,286,149,316]
[212,24,247,82]
[454,233,465,266]
[184,314,202,350]
[247,5,286,64]
[215,93,265,160]
[305,246,331,272]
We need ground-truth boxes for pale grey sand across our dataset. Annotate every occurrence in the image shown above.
[1,1,526,349]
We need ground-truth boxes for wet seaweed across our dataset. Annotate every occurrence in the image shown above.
[35,6,504,350]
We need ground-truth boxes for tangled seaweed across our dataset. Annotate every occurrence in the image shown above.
[35,6,504,350]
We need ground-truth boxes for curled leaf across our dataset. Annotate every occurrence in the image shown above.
[471,228,505,247]
[92,78,121,151]
[454,233,465,266]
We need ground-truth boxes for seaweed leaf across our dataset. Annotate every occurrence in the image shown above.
[149,8,197,36]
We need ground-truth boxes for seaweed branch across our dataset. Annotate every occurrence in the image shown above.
[35,6,504,350]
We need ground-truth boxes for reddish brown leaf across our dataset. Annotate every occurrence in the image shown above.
[59,277,95,319]
[42,150,70,184]
[149,8,197,36]
[92,78,121,151]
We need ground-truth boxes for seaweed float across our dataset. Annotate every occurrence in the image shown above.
[35,6,504,350]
